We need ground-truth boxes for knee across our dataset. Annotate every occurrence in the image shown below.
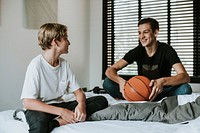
[179,83,192,94]
[26,111,50,133]
[96,95,108,109]
[102,77,110,89]
[101,96,108,108]
[103,77,116,91]
[183,84,192,94]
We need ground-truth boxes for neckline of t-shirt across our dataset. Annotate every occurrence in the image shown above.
[40,54,61,70]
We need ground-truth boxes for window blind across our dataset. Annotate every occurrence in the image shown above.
[103,0,200,82]
[170,0,194,76]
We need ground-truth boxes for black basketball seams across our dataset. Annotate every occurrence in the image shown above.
[134,76,151,94]
[126,80,148,100]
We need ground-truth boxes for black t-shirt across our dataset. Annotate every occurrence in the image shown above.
[123,41,181,80]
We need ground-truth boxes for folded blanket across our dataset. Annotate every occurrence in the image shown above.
[88,96,200,124]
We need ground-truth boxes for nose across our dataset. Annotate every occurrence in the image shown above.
[140,33,144,39]
[67,40,70,45]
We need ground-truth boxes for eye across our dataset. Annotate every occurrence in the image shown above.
[63,36,68,41]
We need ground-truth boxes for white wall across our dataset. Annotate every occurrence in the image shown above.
[0,0,103,111]
[89,0,103,89]
[0,0,39,111]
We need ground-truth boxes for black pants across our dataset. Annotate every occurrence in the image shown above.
[25,96,108,133]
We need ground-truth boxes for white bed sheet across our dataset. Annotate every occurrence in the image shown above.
[1,93,200,133]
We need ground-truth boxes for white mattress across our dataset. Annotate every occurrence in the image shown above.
[1,93,200,133]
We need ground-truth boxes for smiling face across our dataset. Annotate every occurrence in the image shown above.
[138,23,158,48]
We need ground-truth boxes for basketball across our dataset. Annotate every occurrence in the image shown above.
[123,75,152,101]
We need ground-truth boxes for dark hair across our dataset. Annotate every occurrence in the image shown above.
[138,18,159,33]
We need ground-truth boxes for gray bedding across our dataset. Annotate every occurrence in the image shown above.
[88,96,200,124]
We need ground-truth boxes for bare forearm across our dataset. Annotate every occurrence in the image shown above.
[105,59,128,84]
[23,99,63,116]
[105,67,124,84]
[160,73,190,86]
[76,90,86,105]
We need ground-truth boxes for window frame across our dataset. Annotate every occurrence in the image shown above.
[102,0,200,83]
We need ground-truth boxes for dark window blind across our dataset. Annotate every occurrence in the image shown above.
[103,0,200,82]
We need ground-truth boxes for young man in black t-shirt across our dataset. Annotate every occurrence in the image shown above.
[103,18,192,101]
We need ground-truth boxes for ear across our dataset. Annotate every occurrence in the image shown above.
[51,38,58,47]
[154,29,159,38]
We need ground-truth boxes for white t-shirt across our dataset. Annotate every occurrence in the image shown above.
[20,55,80,104]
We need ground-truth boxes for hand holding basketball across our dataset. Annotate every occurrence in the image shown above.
[149,79,164,101]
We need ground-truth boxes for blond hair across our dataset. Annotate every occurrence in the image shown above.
[38,23,67,50]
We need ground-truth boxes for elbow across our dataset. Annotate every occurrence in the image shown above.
[105,67,113,78]
[22,99,31,110]
[182,73,190,83]
[105,68,109,77]
[186,73,190,83]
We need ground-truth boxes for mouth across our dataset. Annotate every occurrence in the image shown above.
[141,39,147,44]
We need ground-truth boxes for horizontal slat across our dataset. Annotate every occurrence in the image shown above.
[105,0,195,77]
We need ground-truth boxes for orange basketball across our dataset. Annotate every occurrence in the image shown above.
[123,75,152,101]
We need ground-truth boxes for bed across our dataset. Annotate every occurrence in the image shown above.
[1,92,200,133]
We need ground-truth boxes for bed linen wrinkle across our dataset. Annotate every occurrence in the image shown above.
[1,93,200,133]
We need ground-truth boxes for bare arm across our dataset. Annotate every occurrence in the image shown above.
[105,59,128,93]
[73,88,86,121]
[23,98,77,124]
[22,89,87,124]
[149,63,190,100]
[158,63,190,86]
[23,98,65,116]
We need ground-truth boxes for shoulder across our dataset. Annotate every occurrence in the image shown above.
[158,41,176,53]
[158,42,180,64]
[126,45,144,55]
[30,55,42,64]
[29,55,42,66]
[158,41,174,49]
[27,55,43,71]
[131,44,144,51]
[123,45,144,63]
[158,41,169,48]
